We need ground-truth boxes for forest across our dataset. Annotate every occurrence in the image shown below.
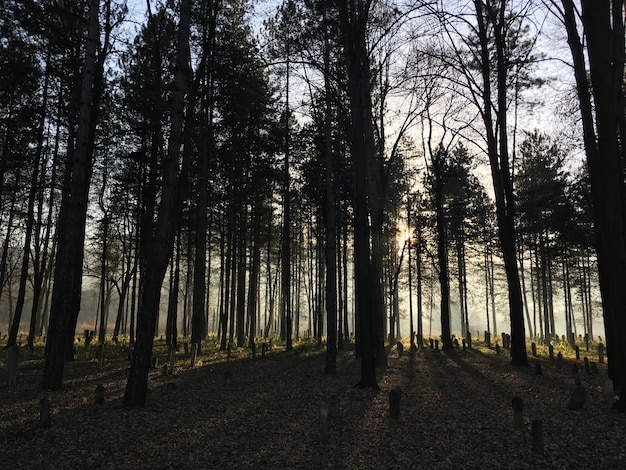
[1,0,626,429]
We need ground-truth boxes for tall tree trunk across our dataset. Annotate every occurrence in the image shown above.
[7,54,51,349]
[43,0,106,389]
[228,228,237,346]
[547,243,556,341]
[518,241,534,339]
[337,212,344,350]
[435,172,452,350]
[221,193,234,350]
[337,0,379,388]
[112,227,136,344]
[407,196,415,351]
[191,130,209,350]
[540,233,550,341]
[263,211,275,338]
[191,0,218,352]
[124,0,193,406]
[474,0,527,365]
[236,207,247,347]
[457,236,466,341]
[165,232,181,348]
[484,247,491,337]
[65,0,113,362]
[534,244,544,343]
[281,58,292,352]
[28,162,54,348]
[562,248,574,346]
[7,139,40,349]
[98,165,109,345]
[489,243,498,339]
[416,217,424,349]
[323,0,337,375]
[294,231,302,341]
[316,234,325,343]
[343,210,350,344]
[183,229,193,339]
[461,236,470,345]
[562,0,626,398]
[247,179,262,348]
[28,52,55,350]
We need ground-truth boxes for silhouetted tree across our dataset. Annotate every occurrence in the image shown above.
[558,0,626,403]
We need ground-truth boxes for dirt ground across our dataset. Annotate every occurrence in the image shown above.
[1,340,624,469]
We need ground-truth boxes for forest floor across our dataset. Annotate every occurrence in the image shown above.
[0,338,624,469]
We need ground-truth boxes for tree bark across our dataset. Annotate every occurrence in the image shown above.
[337,0,379,388]
[43,0,105,389]
[192,0,218,351]
[165,233,181,348]
[235,207,247,347]
[98,188,109,345]
[247,178,262,347]
[281,57,292,352]
[124,0,193,406]
[432,150,453,350]
[473,0,527,365]
[562,0,626,397]
[323,0,337,375]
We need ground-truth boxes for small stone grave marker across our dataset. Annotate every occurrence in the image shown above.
[567,382,586,410]
[598,343,605,364]
[532,420,544,453]
[6,345,18,386]
[320,399,329,444]
[389,387,401,419]
[328,393,338,418]
[94,384,104,405]
[511,396,524,428]
[39,397,51,429]
[223,370,232,386]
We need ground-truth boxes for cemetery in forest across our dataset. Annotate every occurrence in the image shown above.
[1,335,625,468]
[2,1,626,468]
